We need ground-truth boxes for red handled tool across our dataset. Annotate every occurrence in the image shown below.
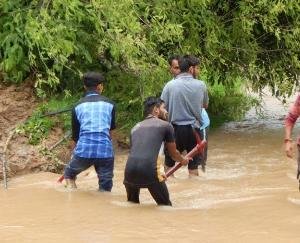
[165,131,207,178]
[57,175,64,183]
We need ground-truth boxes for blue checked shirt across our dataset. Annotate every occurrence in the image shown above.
[72,91,116,158]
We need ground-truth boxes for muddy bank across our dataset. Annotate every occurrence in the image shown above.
[0,83,70,179]
[0,83,128,180]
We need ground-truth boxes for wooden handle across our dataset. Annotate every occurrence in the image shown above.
[165,140,207,178]
[57,175,64,183]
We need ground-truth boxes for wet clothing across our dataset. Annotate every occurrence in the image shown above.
[64,90,116,191]
[72,91,116,158]
[124,116,175,205]
[125,182,172,206]
[64,155,114,191]
[124,116,175,186]
[161,73,209,128]
[164,125,205,170]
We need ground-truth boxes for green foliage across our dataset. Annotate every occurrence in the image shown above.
[1,0,299,129]
[16,93,79,144]
[208,80,255,121]
[16,111,54,145]
[39,93,80,130]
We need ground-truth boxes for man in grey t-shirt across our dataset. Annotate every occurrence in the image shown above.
[161,55,209,176]
[124,97,190,206]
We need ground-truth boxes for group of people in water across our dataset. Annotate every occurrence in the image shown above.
[63,55,210,206]
[62,53,300,206]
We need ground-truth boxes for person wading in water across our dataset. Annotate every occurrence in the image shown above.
[64,72,116,191]
[161,55,209,176]
[123,97,190,206]
[284,94,300,190]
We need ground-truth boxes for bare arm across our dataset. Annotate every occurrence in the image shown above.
[70,140,77,151]
[285,123,294,158]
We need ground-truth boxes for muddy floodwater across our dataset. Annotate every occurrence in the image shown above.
[1,94,300,243]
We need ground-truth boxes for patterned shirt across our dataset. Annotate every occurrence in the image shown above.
[72,91,116,158]
[285,94,300,144]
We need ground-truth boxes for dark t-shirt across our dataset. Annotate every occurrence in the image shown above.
[124,116,175,186]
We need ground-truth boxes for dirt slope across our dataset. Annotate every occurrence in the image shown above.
[0,83,67,179]
[0,83,129,181]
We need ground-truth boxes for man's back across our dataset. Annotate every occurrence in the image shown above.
[161,73,208,128]
[124,116,174,186]
[72,92,116,158]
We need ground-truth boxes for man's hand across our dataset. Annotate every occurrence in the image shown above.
[181,156,192,166]
[162,174,167,181]
[285,140,293,158]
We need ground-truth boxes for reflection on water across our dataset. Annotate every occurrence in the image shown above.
[1,93,300,242]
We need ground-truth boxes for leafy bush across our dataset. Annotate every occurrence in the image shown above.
[16,111,54,145]
[16,93,79,144]
[1,0,299,130]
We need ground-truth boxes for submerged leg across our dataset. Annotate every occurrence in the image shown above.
[64,155,92,189]
[124,184,140,203]
[65,179,77,189]
[148,182,172,206]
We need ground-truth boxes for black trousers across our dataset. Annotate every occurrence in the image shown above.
[165,125,206,170]
[124,181,172,206]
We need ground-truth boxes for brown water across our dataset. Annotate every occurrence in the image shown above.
[1,94,300,243]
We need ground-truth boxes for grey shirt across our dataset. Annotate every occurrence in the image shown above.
[124,116,175,186]
[161,73,209,128]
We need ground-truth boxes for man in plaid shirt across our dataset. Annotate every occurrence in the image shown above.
[285,94,300,188]
[64,72,116,191]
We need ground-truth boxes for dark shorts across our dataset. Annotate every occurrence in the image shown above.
[165,125,207,170]
[124,181,172,206]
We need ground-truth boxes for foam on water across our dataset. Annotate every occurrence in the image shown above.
[110,200,138,207]
[287,196,300,205]
[0,225,24,229]
[174,195,272,210]
[203,167,247,180]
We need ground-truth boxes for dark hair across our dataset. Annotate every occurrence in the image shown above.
[178,55,200,72]
[178,56,190,72]
[83,72,105,88]
[143,96,164,117]
[168,55,181,66]
[185,55,200,66]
